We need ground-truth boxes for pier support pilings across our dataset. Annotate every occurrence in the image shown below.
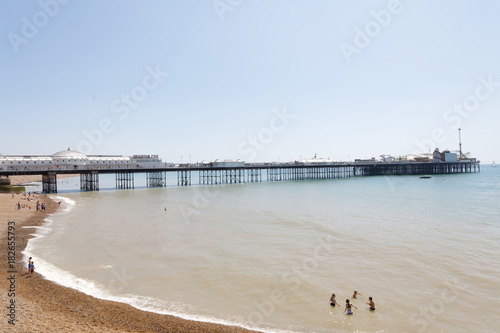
[42,172,57,193]
[80,171,99,191]
[147,171,166,187]
[178,170,191,186]
[357,161,480,176]
[265,166,354,182]
[246,168,262,183]
[198,168,245,185]
[199,169,221,185]
[221,169,243,184]
[116,172,134,189]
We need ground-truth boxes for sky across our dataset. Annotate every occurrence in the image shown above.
[1,0,499,163]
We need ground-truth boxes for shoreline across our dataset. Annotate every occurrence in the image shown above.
[1,192,261,332]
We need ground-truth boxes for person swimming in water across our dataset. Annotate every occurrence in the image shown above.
[367,296,375,311]
[345,299,357,315]
[329,293,340,307]
[352,290,362,299]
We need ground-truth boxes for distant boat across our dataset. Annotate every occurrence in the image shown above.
[420,175,432,179]
[493,161,496,167]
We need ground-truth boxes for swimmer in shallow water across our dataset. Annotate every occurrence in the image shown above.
[367,297,375,310]
[345,299,356,315]
[352,290,362,299]
[329,293,340,307]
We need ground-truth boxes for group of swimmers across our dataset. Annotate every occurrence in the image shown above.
[329,290,375,315]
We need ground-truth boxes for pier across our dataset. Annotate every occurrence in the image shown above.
[0,160,480,193]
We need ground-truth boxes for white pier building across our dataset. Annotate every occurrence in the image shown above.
[0,148,164,172]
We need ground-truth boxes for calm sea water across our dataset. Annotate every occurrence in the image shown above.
[25,166,500,333]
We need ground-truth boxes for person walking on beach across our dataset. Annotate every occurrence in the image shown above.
[344,299,356,315]
[29,261,35,274]
[329,293,340,307]
[367,297,375,311]
[352,290,362,299]
[28,257,32,272]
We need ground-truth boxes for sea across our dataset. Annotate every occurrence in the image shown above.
[24,166,500,333]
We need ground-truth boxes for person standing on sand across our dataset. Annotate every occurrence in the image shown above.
[366,297,375,311]
[344,299,356,315]
[28,257,32,272]
[29,261,35,274]
[329,293,340,307]
[352,290,362,299]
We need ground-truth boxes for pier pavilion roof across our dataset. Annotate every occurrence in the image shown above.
[52,148,88,159]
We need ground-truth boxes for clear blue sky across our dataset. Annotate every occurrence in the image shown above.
[1,0,499,163]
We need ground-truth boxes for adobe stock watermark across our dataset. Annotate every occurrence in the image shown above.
[237,107,296,161]
[108,267,135,293]
[178,184,227,225]
[247,235,335,324]
[442,75,499,130]
[213,0,243,21]
[339,0,403,64]
[409,278,464,333]
[7,0,71,54]
[76,65,169,154]
[413,75,499,155]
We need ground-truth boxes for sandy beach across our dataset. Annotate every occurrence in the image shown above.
[8,174,78,186]
[0,191,260,332]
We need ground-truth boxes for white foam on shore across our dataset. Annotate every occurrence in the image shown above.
[53,195,76,213]
[21,194,293,333]
[30,256,294,333]
[23,196,75,262]
[21,225,52,232]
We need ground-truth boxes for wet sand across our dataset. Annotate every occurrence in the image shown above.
[0,192,260,332]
